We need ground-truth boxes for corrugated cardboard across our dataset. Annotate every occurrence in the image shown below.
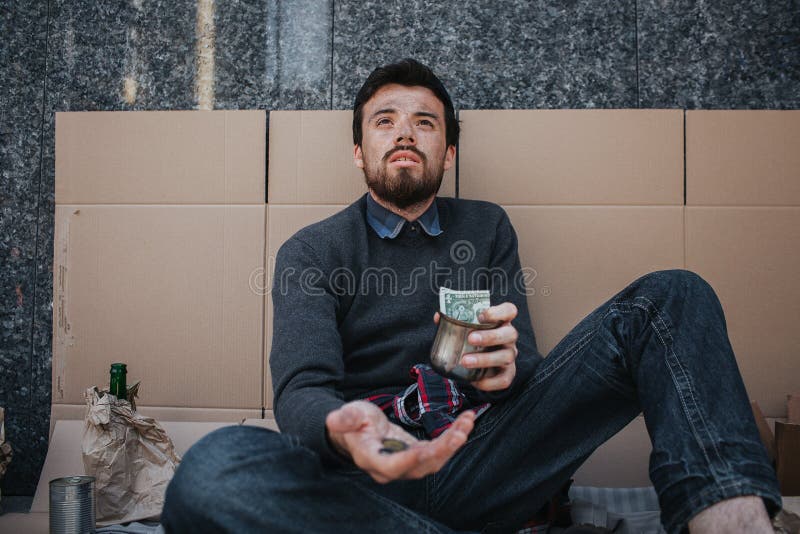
[56,111,266,204]
[573,417,651,487]
[52,204,265,409]
[776,421,800,496]
[0,513,48,533]
[267,110,455,204]
[686,110,800,206]
[459,110,684,205]
[48,404,266,439]
[686,207,800,417]
[30,419,279,514]
[264,205,347,408]
[751,400,776,462]
[789,393,800,424]
[505,206,684,355]
[40,107,800,510]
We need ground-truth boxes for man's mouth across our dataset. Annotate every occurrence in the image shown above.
[387,149,423,167]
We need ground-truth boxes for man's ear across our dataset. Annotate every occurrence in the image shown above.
[354,144,365,169]
[443,144,456,171]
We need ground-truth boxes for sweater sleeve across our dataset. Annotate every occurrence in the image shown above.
[269,236,348,465]
[469,209,545,403]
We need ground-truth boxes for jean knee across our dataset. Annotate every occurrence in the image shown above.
[643,269,718,302]
[165,426,289,510]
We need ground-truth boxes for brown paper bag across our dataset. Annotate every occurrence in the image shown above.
[81,386,181,526]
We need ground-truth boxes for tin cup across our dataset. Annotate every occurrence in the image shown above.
[430,313,502,382]
[49,475,96,534]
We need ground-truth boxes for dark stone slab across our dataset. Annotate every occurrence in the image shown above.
[46,0,197,112]
[215,0,332,110]
[639,0,800,108]
[0,203,38,496]
[14,0,201,496]
[29,190,54,496]
[0,0,49,496]
[332,0,638,110]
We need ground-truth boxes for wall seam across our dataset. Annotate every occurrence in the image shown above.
[28,0,53,427]
[683,109,687,206]
[329,0,335,109]
[635,0,641,108]
[455,109,460,198]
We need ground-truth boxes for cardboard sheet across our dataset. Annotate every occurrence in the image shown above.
[52,205,265,409]
[686,110,800,206]
[459,109,683,205]
[56,110,266,204]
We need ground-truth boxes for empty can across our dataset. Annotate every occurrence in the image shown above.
[49,476,96,534]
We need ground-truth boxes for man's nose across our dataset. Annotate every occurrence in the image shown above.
[394,119,415,145]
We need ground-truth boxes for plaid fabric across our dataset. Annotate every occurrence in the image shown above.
[365,364,491,438]
[365,364,573,533]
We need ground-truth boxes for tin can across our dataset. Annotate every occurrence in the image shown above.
[430,314,502,381]
[49,476,96,534]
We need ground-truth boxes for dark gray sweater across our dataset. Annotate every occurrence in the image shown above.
[270,195,544,464]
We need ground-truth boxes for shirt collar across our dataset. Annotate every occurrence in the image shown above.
[365,193,443,239]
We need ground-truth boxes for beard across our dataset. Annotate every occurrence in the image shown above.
[362,146,445,210]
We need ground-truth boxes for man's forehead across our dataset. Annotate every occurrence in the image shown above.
[365,84,443,114]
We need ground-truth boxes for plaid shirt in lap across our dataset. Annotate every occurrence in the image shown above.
[365,364,491,438]
[365,363,574,531]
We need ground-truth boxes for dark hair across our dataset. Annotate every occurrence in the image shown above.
[352,58,459,148]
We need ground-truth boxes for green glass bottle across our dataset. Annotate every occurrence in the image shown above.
[109,363,127,401]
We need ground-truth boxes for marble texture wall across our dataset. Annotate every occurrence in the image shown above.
[1,0,798,495]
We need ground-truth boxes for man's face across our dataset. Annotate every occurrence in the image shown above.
[354,84,456,210]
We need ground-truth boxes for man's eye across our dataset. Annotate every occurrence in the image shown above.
[418,119,434,127]
[376,118,392,126]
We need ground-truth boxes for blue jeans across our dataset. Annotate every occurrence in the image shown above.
[161,270,781,534]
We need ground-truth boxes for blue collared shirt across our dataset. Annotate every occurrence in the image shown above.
[365,193,443,239]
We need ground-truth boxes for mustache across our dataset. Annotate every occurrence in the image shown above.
[382,145,427,163]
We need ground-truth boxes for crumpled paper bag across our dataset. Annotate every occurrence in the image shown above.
[0,407,13,505]
[82,385,181,526]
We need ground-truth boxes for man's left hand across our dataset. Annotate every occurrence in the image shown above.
[434,302,519,391]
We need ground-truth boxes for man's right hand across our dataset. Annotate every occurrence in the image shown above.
[325,400,475,484]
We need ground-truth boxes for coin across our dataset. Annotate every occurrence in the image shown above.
[379,438,409,454]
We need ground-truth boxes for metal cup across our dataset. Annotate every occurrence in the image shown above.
[430,314,502,382]
[49,475,96,534]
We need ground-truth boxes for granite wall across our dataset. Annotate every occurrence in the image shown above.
[1,0,798,496]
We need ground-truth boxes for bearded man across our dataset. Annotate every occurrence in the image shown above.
[162,59,781,534]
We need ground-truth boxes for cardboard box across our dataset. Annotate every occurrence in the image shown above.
[751,400,776,463]
[686,207,800,417]
[52,205,266,409]
[686,110,800,206]
[505,206,684,356]
[53,110,267,413]
[788,393,800,424]
[0,512,48,533]
[459,110,683,205]
[56,111,266,204]
[776,421,800,496]
[573,416,651,487]
[268,110,455,204]
[48,404,266,439]
[35,108,800,512]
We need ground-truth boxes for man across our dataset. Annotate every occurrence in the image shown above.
[162,59,781,533]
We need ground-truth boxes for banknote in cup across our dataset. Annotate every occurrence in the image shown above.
[439,288,490,323]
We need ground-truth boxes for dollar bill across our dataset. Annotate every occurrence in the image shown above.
[439,288,490,323]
